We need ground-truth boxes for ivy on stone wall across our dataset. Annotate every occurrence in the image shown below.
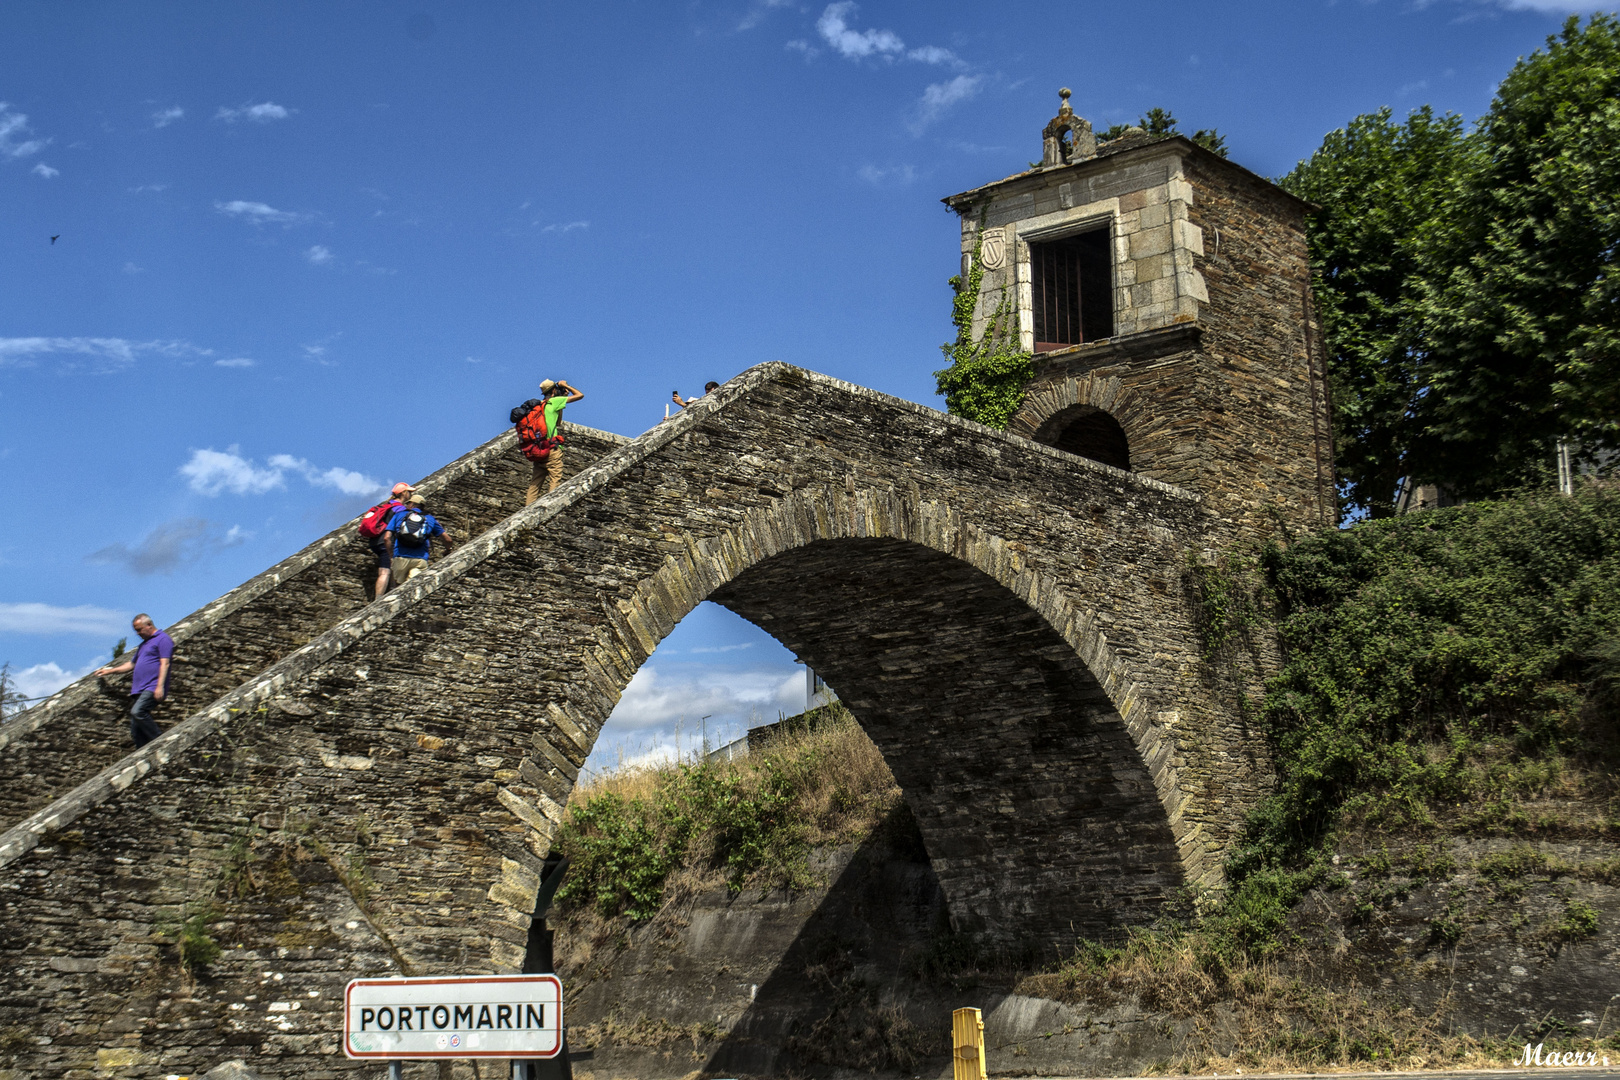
[933,221,1035,431]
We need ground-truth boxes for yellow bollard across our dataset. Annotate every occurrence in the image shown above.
[952,1007,986,1080]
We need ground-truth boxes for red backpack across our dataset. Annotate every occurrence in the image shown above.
[516,403,565,461]
[358,499,402,539]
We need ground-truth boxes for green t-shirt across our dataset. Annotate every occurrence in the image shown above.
[543,396,568,440]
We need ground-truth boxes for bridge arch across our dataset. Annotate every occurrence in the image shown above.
[1010,373,1149,474]
[541,486,1195,951]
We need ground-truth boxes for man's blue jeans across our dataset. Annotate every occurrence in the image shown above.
[129,691,162,748]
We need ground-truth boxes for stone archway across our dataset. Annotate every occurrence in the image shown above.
[1034,404,1131,471]
[1010,372,1150,470]
[554,487,1193,950]
[0,363,1259,1076]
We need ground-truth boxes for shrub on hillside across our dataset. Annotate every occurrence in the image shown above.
[555,705,900,921]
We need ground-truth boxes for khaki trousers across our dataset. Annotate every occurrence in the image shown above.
[391,557,429,588]
[525,450,565,505]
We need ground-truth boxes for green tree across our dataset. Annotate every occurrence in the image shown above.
[0,663,28,722]
[1280,107,1472,517]
[1100,107,1229,158]
[1413,15,1620,497]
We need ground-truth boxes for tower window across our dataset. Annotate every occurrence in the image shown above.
[1031,228,1113,351]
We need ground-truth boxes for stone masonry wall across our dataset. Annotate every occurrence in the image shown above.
[0,364,1267,1078]
[999,143,1335,539]
[1182,154,1335,532]
[954,143,1207,351]
[0,426,627,837]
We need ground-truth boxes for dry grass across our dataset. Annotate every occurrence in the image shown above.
[568,1012,720,1052]
[1022,929,1617,1074]
[569,703,899,820]
[554,705,902,983]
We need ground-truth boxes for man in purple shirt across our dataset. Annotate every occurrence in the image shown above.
[95,613,174,748]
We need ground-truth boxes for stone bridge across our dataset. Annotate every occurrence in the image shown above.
[0,363,1275,1076]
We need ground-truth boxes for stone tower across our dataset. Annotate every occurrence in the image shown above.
[943,89,1336,536]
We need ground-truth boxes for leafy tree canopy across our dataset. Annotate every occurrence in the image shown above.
[1413,14,1620,498]
[1100,106,1229,158]
[1280,107,1473,516]
[1286,15,1620,514]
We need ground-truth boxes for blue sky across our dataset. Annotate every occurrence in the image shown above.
[0,0,1606,769]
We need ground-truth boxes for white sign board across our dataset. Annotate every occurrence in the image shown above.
[343,974,563,1060]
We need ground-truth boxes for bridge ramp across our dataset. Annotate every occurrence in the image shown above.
[0,426,626,833]
[0,364,1266,1078]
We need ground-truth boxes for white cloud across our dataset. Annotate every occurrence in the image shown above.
[302,334,344,363]
[911,74,982,134]
[0,337,210,372]
[0,602,129,637]
[216,101,293,123]
[215,200,314,226]
[905,45,958,65]
[857,163,917,186]
[738,0,794,31]
[267,454,384,498]
[214,357,255,368]
[31,162,58,179]
[122,262,145,275]
[151,106,184,128]
[178,445,382,499]
[304,244,334,265]
[816,2,904,59]
[7,657,104,705]
[688,643,755,654]
[785,39,820,59]
[129,183,168,193]
[606,665,803,730]
[813,3,961,65]
[87,518,248,576]
[180,446,285,496]
[0,103,47,158]
[584,664,807,775]
[1450,0,1606,8]
[540,220,589,233]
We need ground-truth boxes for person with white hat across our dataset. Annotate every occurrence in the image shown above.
[520,378,583,504]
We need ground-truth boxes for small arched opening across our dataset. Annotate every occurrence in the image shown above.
[1034,404,1131,471]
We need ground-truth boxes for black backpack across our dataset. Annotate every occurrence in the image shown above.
[397,509,432,543]
[509,398,545,425]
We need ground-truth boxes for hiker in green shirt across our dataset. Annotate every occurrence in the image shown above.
[524,378,583,504]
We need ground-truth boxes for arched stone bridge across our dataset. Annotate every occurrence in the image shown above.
[0,363,1270,1076]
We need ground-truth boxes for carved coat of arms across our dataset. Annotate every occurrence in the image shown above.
[979,227,1007,271]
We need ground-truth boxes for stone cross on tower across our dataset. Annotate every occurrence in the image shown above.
[1041,87,1096,167]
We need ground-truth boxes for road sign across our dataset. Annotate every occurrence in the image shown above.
[343,974,563,1060]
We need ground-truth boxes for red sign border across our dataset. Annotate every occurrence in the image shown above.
[343,974,564,1060]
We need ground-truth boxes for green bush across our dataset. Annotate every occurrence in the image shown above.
[1233,487,1620,872]
[556,712,895,921]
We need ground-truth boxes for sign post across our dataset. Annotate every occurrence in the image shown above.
[344,974,563,1068]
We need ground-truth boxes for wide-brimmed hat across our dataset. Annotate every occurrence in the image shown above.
[539,379,556,392]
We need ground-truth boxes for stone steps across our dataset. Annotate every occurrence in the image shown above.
[0,423,627,835]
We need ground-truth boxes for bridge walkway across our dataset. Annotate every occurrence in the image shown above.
[0,424,627,834]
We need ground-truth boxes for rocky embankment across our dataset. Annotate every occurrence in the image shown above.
[554,811,1620,1079]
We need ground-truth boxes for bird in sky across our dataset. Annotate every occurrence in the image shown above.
[50,235,59,244]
